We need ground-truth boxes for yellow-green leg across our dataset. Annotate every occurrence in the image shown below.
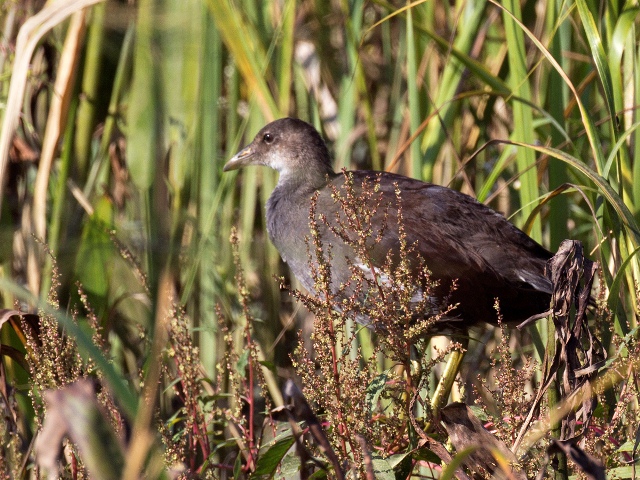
[428,336,469,428]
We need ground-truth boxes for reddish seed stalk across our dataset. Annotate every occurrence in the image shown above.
[171,354,211,462]
[404,351,414,418]
[71,452,78,480]
[325,299,351,457]
[231,228,259,472]
[245,314,257,471]
[327,176,392,460]
[310,194,353,457]
[206,463,234,471]
[322,260,355,456]
[191,409,209,462]
[319,255,352,454]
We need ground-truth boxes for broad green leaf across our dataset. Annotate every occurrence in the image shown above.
[488,0,607,174]
[365,371,388,414]
[371,455,395,480]
[252,434,296,479]
[420,0,487,183]
[609,7,640,112]
[274,450,304,479]
[575,0,617,128]
[236,348,250,373]
[501,0,541,241]
[504,140,640,247]
[74,196,114,299]
[127,0,158,191]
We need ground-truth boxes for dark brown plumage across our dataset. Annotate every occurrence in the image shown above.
[224,117,552,330]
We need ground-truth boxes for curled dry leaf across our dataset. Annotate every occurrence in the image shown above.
[514,240,602,453]
[546,440,605,480]
[440,402,527,480]
[35,379,124,480]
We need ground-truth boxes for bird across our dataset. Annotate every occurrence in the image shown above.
[224,117,553,333]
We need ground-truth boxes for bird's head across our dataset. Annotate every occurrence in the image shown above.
[224,118,335,186]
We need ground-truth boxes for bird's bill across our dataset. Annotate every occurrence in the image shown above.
[223,145,255,171]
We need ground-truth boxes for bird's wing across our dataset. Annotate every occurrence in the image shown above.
[321,171,552,294]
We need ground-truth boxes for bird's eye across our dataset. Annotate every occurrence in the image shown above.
[263,133,274,144]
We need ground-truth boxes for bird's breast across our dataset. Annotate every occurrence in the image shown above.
[266,191,317,287]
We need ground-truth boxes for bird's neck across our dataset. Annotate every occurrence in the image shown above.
[276,164,337,196]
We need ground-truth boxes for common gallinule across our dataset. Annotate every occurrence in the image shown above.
[224,118,552,332]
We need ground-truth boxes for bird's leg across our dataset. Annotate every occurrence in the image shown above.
[429,336,469,428]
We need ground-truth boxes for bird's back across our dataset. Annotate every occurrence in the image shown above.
[273,170,552,328]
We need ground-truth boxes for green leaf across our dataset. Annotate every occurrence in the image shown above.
[206,0,279,120]
[251,434,296,478]
[273,450,304,479]
[411,447,441,464]
[468,405,489,422]
[419,0,487,183]
[236,349,250,373]
[609,7,640,109]
[126,0,158,192]
[503,140,640,248]
[258,360,277,372]
[371,455,395,480]
[575,0,617,129]
[501,0,541,240]
[365,371,388,414]
[606,246,640,314]
[488,0,606,174]
[233,449,243,479]
[616,440,635,452]
[439,446,478,480]
[74,196,114,300]
[604,466,638,479]
[158,0,201,193]
[405,4,421,180]
[307,468,328,479]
